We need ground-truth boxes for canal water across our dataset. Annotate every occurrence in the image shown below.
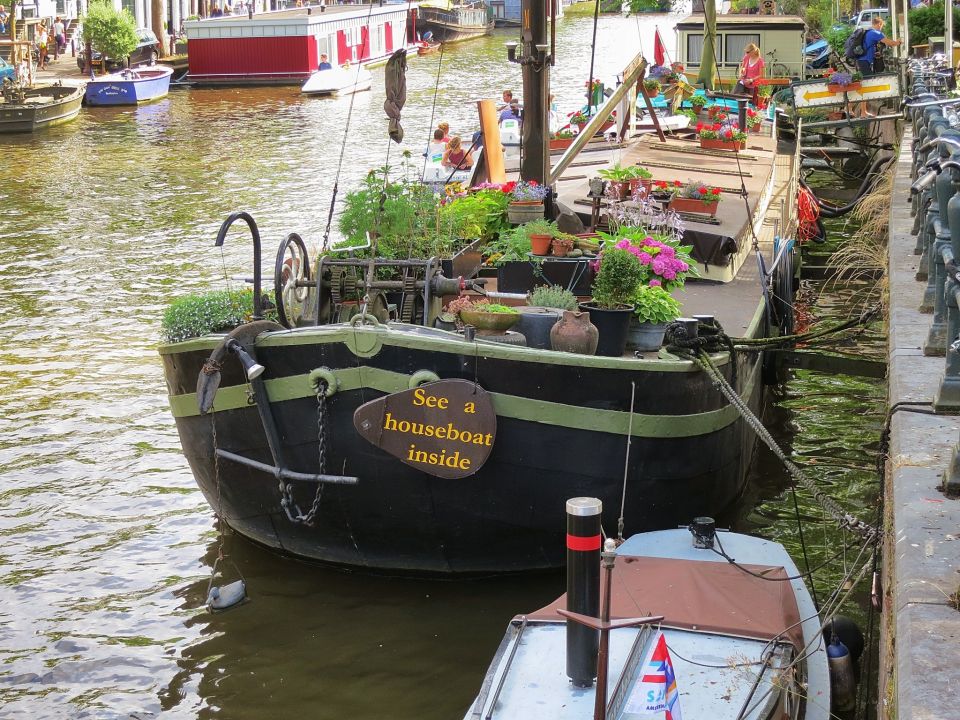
[0,14,885,719]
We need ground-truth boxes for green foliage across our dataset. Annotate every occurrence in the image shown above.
[591,248,645,308]
[480,303,519,314]
[82,0,138,62]
[438,189,509,242]
[825,24,853,57]
[909,1,960,47]
[633,285,681,324]
[689,95,708,108]
[161,289,269,343]
[730,0,757,11]
[598,164,635,182]
[627,0,672,12]
[528,285,578,311]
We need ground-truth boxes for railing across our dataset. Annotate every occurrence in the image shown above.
[904,73,960,493]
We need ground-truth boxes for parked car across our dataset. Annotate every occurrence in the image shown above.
[0,57,14,82]
[77,28,160,71]
[850,8,889,29]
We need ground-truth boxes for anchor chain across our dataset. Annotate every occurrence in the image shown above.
[278,379,330,526]
[685,343,879,543]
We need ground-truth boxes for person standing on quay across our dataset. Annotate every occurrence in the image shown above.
[857,16,901,117]
[36,22,49,71]
[53,16,65,60]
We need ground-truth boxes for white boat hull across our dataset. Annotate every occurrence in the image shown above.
[301,67,373,97]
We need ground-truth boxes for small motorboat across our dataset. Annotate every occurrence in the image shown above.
[301,66,373,97]
[0,82,83,133]
[416,41,442,56]
[84,65,174,106]
[465,514,834,720]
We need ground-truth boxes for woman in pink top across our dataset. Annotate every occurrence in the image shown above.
[733,43,764,96]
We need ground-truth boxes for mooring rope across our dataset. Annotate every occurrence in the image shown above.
[663,321,878,541]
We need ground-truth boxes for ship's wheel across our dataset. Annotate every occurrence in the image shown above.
[274,233,311,328]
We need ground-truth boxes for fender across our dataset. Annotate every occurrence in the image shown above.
[197,320,283,415]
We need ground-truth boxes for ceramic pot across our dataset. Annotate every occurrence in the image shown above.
[588,177,606,196]
[530,234,553,255]
[516,307,563,350]
[578,302,632,357]
[608,181,631,200]
[551,239,574,257]
[669,197,719,216]
[550,310,599,355]
[507,201,544,225]
[628,178,652,196]
[458,309,519,335]
[626,320,668,352]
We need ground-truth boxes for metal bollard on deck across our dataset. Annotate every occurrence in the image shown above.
[919,117,951,300]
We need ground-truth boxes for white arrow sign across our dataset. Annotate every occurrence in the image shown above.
[792,73,901,108]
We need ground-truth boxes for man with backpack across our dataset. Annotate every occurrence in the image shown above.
[847,16,901,76]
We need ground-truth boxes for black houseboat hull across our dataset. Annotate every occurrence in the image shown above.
[161,320,764,574]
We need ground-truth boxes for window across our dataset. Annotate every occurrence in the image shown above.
[687,33,703,65]
[724,33,760,67]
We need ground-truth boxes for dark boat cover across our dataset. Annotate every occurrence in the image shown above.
[528,555,804,650]
[384,49,407,143]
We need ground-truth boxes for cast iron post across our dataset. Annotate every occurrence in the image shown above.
[520,0,549,187]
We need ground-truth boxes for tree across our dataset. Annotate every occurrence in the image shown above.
[81,0,138,74]
[908,1,960,48]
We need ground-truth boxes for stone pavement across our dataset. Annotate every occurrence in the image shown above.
[883,133,960,720]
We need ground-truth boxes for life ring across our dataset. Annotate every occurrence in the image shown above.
[196,320,284,415]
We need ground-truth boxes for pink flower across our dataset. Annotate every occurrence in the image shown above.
[638,252,652,265]
[663,269,676,281]
[649,279,662,287]
[616,239,631,249]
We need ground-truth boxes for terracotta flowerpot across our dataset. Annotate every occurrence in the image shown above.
[578,302,632,357]
[669,197,719,216]
[550,137,574,151]
[458,309,519,335]
[699,138,746,151]
[628,178,652,196]
[608,181,631,200]
[748,123,762,133]
[827,82,860,93]
[551,239,574,257]
[529,233,553,255]
[626,320,668,352]
[507,201,544,225]
[550,310,599,355]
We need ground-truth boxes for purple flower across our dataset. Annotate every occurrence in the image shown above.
[638,252,653,265]
[649,279,662,287]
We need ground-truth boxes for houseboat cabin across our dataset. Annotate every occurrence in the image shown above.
[675,14,807,82]
[184,4,413,85]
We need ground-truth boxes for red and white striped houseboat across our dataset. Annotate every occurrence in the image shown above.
[184,4,417,85]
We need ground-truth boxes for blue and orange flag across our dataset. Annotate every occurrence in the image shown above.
[623,631,683,720]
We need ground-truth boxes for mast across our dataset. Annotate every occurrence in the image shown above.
[520,0,549,185]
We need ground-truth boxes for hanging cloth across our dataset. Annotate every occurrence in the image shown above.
[383,49,408,143]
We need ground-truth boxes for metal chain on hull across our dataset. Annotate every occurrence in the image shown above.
[279,380,329,526]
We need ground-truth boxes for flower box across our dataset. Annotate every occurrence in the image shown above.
[827,82,861,94]
[700,138,746,151]
[575,119,615,134]
[669,197,719,216]
[550,137,574,151]
[748,123,762,133]
[507,201,544,224]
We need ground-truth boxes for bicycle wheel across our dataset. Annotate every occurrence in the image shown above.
[771,63,790,78]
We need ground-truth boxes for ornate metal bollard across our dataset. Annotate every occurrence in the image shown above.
[933,157,960,413]
[919,117,951,301]
[925,135,960,354]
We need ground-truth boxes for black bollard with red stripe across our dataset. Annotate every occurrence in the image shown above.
[565,496,602,687]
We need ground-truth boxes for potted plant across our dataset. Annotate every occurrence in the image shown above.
[642,78,662,99]
[528,285,579,311]
[549,128,576,151]
[628,284,682,351]
[707,104,725,120]
[551,234,575,257]
[522,218,558,255]
[650,179,681,201]
[506,180,551,224]
[626,165,653,195]
[745,107,763,133]
[756,84,773,109]
[447,296,520,335]
[579,247,645,356]
[697,121,747,151]
[597,230,699,292]
[669,181,723,216]
[571,109,615,134]
[162,289,273,344]
[827,70,862,94]
[597,164,635,200]
[689,94,709,117]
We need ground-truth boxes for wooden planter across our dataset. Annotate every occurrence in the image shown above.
[507,201,544,225]
[699,137,746,151]
[669,197,719,216]
[827,82,861,94]
[549,137,574,151]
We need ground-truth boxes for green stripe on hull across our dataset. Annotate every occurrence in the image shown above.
[168,363,759,439]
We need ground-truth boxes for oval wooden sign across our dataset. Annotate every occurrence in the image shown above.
[353,379,496,479]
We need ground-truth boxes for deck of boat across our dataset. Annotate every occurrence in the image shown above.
[503,126,794,337]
